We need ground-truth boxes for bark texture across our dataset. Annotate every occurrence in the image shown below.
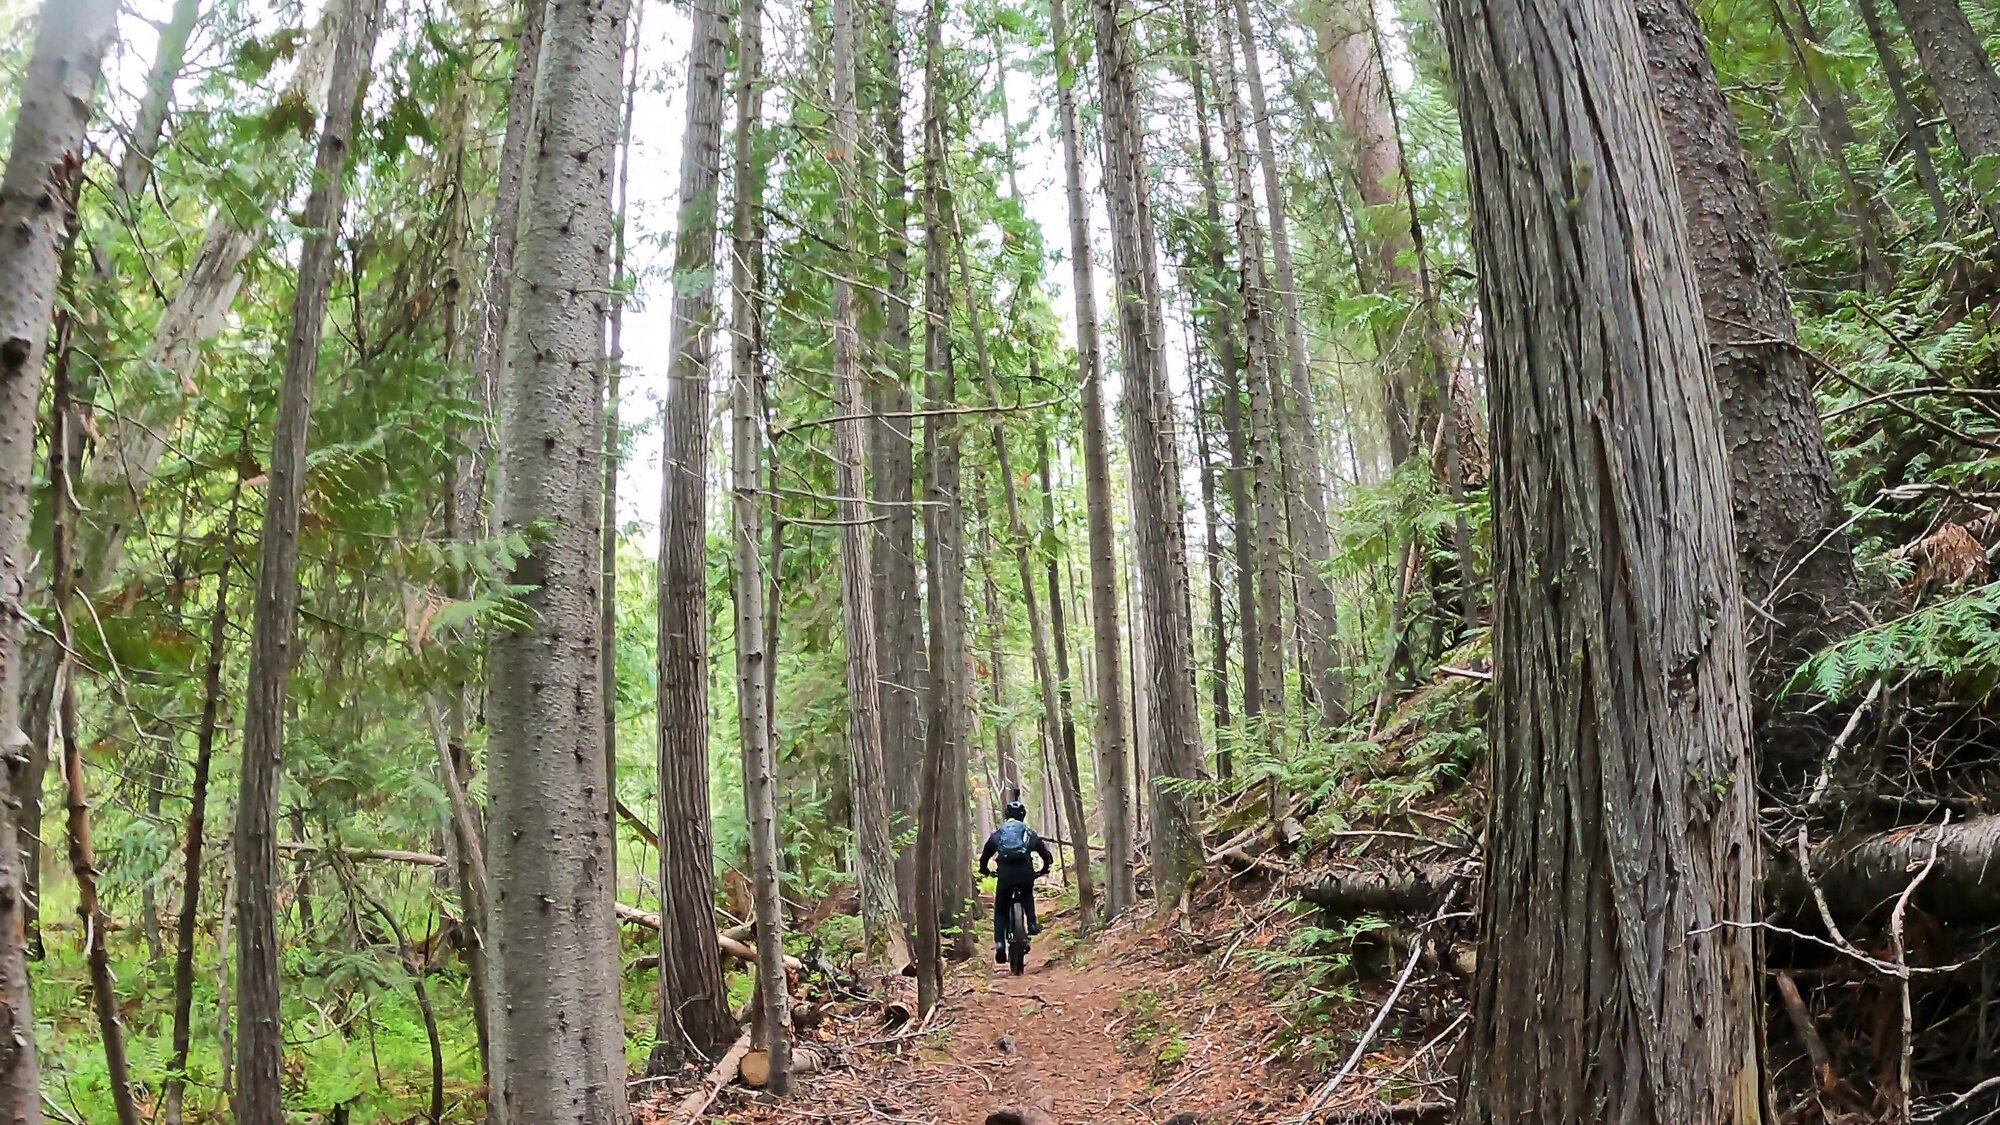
[1637,0,1857,687]
[0,0,121,1035]
[1893,0,2000,161]
[1210,6,1288,723]
[1089,0,1205,905]
[920,0,977,948]
[1443,0,1764,1116]
[834,0,913,966]
[485,0,634,1112]
[730,0,791,1081]
[651,0,736,1069]
[231,1,380,1116]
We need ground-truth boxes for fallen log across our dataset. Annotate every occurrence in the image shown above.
[1771,815,2000,924]
[739,1045,821,1089]
[614,902,804,972]
[1305,815,2000,925]
[673,1031,751,1123]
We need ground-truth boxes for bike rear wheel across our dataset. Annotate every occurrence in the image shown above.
[1008,901,1029,975]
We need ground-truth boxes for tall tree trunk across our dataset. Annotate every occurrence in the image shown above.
[1854,0,1950,226]
[164,478,244,1125]
[1441,0,1763,1114]
[918,0,977,953]
[1051,0,1134,917]
[117,0,204,201]
[730,0,790,1081]
[650,0,737,1069]
[953,226,1099,925]
[1637,0,1859,692]
[602,0,643,910]
[1038,436,1087,819]
[485,0,635,1110]
[17,9,344,939]
[0,1,120,1070]
[870,0,926,913]
[1090,0,1205,906]
[980,501,1018,793]
[232,0,380,1115]
[1175,0,1257,731]
[1227,0,1343,720]
[1315,0,1416,464]
[1892,0,2000,161]
[832,0,913,967]
[1209,5,1288,726]
[49,275,142,1125]
[1189,365,1233,770]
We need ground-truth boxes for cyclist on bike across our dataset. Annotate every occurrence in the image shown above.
[979,799,1054,964]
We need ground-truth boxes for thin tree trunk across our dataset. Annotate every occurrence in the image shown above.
[1038,436,1088,825]
[602,0,643,907]
[1441,0,1763,1114]
[953,224,1099,924]
[50,282,142,1125]
[651,0,737,1068]
[1854,0,1950,226]
[1893,0,2000,161]
[162,475,245,1125]
[730,0,790,1084]
[832,0,913,967]
[232,1,380,1115]
[1762,0,1889,290]
[1636,0,1859,693]
[1175,0,1257,732]
[117,0,204,201]
[1227,0,1343,720]
[485,0,635,1109]
[1209,7,1287,726]
[1049,0,1135,918]
[1189,366,1232,770]
[980,503,1018,794]
[870,0,926,910]
[918,0,977,953]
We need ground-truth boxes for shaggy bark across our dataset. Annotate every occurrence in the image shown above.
[484,0,635,1111]
[1637,0,1858,689]
[231,1,380,1117]
[1893,0,2000,161]
[1443,0,1763,1117]
[1088,0,1204,906]
[650,0,737,1069]
[833,0,914,967]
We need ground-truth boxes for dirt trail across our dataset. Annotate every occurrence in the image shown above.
[712,915,1272,1125]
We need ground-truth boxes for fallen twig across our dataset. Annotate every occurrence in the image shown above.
[674,1031,753,1123]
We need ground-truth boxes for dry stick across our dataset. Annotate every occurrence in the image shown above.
[1298,934,1425,1121]
[1805,679,1882,811]
[1775,972,1835,1104]
[1890,819,1945,1124]
[675,1031,754,1123]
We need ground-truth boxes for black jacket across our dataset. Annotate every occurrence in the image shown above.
[980,823,1054,881]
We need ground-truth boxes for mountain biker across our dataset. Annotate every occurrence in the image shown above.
[979,800,1054,965]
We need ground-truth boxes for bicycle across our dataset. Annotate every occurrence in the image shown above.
[1005,896,1031,975]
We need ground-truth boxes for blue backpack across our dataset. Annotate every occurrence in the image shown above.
[996,820,1032,860]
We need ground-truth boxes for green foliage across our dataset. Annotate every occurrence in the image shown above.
[1789,581,2000,700]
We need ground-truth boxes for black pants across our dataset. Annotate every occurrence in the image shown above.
[993,878,1038,946]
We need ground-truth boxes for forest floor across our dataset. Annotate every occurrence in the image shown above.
[636,894,1453,1125]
